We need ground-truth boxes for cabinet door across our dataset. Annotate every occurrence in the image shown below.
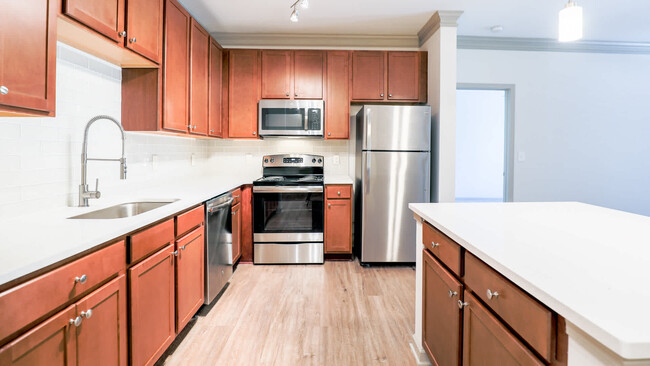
[387,52,420,101]
[232,203,241,262]
[351,51,385,101]
[175,226,205,333]
[463,291,543,366]
[261,50,292,99]
[228,50,260,139]
[0,305,76,365]
[325,51,350,139]
[129,245,175,366]
[0,0,56,114]
[75,275,128,366]
[208,39,223,138]
[324,199,352,253]
[162,0,190,133]
[189,19,209,136]
[63,0,125,43]
[293,50,324,99]
[125,0,164,63]
[423,249,463,366]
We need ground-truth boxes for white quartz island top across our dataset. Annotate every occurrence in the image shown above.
[409,202,650,360]
[0,173,258,288]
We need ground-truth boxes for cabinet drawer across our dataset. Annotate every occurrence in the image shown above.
[0,240,126,343]
[326,185,351,199]
[231,188,242,206]
[422,222,462,277]
[176,205,204,237]
[130,219,174,263]
[464,252,553,362]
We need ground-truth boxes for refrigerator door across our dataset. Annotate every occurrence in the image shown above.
[359,105,431,151]
[360,151,430,263]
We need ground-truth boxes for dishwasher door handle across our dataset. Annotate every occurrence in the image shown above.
[207,197,234,213]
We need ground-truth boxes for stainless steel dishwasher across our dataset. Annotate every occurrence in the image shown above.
[204,192,234,305]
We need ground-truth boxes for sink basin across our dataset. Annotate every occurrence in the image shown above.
[68,200,179,219]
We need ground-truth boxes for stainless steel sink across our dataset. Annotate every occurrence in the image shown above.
[68,200,179,219]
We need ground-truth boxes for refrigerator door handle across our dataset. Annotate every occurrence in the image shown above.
[365,153,371,194]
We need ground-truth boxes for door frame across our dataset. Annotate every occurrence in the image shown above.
[456,83,515,202]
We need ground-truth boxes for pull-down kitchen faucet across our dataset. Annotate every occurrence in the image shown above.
[78,115,127,207]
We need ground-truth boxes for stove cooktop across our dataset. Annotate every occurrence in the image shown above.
[253,175,324,186]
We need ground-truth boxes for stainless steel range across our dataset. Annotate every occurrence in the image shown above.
[253,154,325,264]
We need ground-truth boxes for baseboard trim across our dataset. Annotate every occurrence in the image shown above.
[410,333,431,365]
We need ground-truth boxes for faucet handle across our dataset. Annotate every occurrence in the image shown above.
[93,178,101,199]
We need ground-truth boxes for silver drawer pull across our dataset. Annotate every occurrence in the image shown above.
[448,290,457,298]
[431,242,439,248]
[172,250,179,256]
[487,289,499,300]
[74,274,87,284]
[0,86,8,95]
[69,316,82,327]
[458,300,469,309]
[81,309,93,319]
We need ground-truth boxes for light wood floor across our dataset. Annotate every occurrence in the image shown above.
[159,261,417,366]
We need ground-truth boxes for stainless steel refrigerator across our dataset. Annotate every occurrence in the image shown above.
[355,105,431,263]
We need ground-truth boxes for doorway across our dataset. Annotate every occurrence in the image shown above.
[455,85,515,202]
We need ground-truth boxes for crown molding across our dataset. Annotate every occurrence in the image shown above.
[212,32,419,49]
[418,11,464,47]
[457,36,650,55]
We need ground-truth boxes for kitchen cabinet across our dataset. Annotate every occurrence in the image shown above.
[125,0,164,63]
[231,203,242,263]
[387,51,424,101]
[162,0,191,133]
[260,50,324,100]
[209,38,223,137]
[0,0,56,116]
[261,50,292,99]
[351,51,385,101]
[189,19,209,136]
[351,51,427,102]
[324,185,352,254]
[293,50,324,99]
[129,219,175,263]
[129,244,175,366]
[228,49,260,139]
[240,185,254,262]
[175,226,205,333]
[422,249,462,366]
[325,51,350,139]
[63,0,125,43]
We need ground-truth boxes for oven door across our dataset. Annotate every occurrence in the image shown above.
[253,186,324,242]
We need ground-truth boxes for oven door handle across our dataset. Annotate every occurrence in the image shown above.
[253,186,324,193]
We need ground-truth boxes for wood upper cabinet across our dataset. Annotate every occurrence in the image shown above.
[387,51,420,101]
[261,50,292,99]
[162,0,191,133]
[423,249,463,366]
[189,19,209,136]
[63,0,125,43]
[231,203,242,263]
[325,51,350,139]
[324,185,353,254]
[175,226,205,333]
[293,50,324,99]
[0,0,56,116]
[125,0,164,63]
[208,38,223,137]
[462,291,544,366]
[228,49,260,139]
[0,305,77,365]
[351,51,385,101]
[129,244,175,366]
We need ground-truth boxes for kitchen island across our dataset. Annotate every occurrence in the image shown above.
[409,202,650,366]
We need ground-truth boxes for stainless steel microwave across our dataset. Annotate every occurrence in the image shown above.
[258,100,324,137]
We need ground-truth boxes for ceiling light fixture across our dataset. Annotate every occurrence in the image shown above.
[290,7,299,22]
[289,0,310,22]
[559,1,583,42]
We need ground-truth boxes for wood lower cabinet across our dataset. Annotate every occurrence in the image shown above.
[162,0,191,133]
[175,226,205,333]
[324,185,353,254]
[462,291,543,366]
[423,249,463,366]
[240,185,254,262]
[189,19,209,136]
[63,0,125,43]
[228,49,260,139]
[0,0,56,116]
[129,244,175,366]
[125,0,164,63]
[208,38,223,138]
[231,203,242,262]
[325,51,350,139]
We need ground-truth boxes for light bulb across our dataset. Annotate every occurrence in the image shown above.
[290,8,299,22]
[300,0,309,9]
[559,1,583,42]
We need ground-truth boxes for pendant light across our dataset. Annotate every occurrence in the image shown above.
[559,1,583,42]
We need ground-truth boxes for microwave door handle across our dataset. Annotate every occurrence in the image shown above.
[304,109,308,131]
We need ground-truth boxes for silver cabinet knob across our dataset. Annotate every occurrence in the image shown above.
[487,289,499,300]
[448,290,458,298]
[285,92,289,96]
[210,129,215,133]
[328,203,331,208]
[431,242,439,248]
[74,274,87,284]
[129,37,136,43]
[389,94,393,97]
[81,309,93,319]
[119,31,126,37]
[69,316,82,327]
[253,131,257,136]
[295,93,298,97]
[458,300,469,309]
[337,191,341,195]
[327,132,331,136]
[0,86,8,95]
[172,250,179,256]
[380,93,384,97]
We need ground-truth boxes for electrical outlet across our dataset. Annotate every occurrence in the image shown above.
[152,154,159,170]
[333,155,340,165]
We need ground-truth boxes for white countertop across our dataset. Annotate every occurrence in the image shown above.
[409,202,650,360]
[324,175,354,185]
[0,173,258,287]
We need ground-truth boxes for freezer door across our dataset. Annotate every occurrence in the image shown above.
[360,151,430,263]
[359,105,431,151]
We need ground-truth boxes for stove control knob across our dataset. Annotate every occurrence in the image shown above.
[264,159,269,163]
[318,158,322,163]
[312,158,316,163]
[270,158,275,163]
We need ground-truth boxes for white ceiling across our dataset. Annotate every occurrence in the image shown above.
[179,0,650,43]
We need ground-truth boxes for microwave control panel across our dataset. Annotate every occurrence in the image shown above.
[307,108,321,130]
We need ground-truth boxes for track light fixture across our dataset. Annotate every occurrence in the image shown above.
[290,0,310,22]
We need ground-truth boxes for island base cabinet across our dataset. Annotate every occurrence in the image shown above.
[462,291,543,366]
[175,226,205,333]
[129,244,175,366]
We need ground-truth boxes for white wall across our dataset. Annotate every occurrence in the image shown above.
[457,48,650,216]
